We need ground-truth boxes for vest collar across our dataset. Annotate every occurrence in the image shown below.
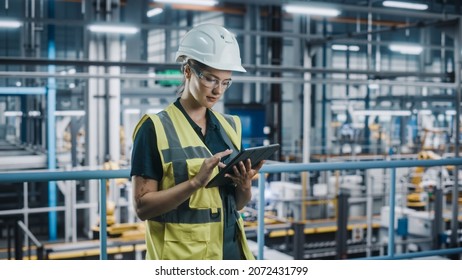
[174,98,220,136]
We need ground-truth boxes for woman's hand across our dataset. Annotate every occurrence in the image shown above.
[190,149,233,188]
[226,158,265,210]
[226,158,265,188]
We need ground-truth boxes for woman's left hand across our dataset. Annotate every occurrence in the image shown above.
[225,159,265,189]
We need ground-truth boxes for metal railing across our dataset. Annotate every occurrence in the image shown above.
[13,220,44,260]
[1,158,462,260]
[257,157,462,260]
[0,169,130,260]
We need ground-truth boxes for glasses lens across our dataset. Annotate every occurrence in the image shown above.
[191,66,232,90]
[201,75,217,89]
[223,80,232,90]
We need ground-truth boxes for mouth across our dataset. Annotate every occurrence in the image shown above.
[206,96,218,103]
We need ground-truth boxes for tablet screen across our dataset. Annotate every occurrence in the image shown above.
[206,143,279,188]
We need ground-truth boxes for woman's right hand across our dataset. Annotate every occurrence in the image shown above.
[190,149,233,188]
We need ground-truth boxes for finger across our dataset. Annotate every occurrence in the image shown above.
[224,173,236,181]
[239,161,247,175]
[209,155,221,166]
[253,160,265,171]
[215,149,233,158]
[245,158,252,170]
[232,164,241,176]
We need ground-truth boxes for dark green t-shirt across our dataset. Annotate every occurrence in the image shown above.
[130,99,243,259]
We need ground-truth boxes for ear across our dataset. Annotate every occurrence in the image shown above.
[184,65,192,79]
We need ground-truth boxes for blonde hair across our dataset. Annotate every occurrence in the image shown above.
[176,59,211,96]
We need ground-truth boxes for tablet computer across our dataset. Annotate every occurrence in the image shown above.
[206,143,279,188]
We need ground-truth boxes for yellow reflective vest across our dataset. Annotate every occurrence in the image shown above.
[132,103,255,260]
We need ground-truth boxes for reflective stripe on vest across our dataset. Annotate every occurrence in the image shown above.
[157,110,211,186]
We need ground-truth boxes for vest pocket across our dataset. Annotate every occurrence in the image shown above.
[187,158,222,209]
[162,223,211,260]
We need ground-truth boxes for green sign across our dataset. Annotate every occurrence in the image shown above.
[156,69,182,86]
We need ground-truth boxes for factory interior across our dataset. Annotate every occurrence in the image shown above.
[1,0,462,260]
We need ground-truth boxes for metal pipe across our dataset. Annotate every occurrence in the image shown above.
[99,179,107,260]
[2,158,462,184]
[0,71,455,88]
[293,222,305,259]
[301,18,312,221]
[450,17,462,254]
[366,176,373,257]
[23,182,28,248]
[388,168,396,258]
[0,57,450,78]
[0,169,129,183]
[257,171,266,260]
[47,3,57,239]
[17,220,42,248]
[0,205,67,216]
[107,34,121,164]
[260,158,462,173]
[14,221,22,259]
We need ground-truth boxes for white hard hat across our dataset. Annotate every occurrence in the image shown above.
[176,23,246,72]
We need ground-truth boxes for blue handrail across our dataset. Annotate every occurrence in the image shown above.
[1,157,462,260]
[0,169,130,260]
[0,169,129,183]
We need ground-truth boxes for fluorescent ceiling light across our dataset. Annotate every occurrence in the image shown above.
[418,110,432,115]
[4,111,23,117]
[383,1,428,10]
[389,44,423,55]
[332,44,360,52]
[147,8,164,17]
[353,110,411,117]
[88,24,139,34]
[28,111,41,117]
[0,19,22,28]
[368,83,379,90]
[283,3,341,17]
[55,110,85,117]
[445,110,456,116]
[153,0,217,6]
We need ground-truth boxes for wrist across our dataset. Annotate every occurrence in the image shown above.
[189,178,202,189]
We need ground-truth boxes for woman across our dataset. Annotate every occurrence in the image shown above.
[130,23,264,260]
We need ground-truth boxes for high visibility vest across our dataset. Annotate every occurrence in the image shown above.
[132,104,255,260]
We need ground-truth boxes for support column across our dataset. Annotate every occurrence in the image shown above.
[47,0,57,241]
[268,5,282,158]
[336,188,349,259]
[85,35,101,237]
[450,18,462,257]
[302,16,312,221]
[107,35,121,163]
